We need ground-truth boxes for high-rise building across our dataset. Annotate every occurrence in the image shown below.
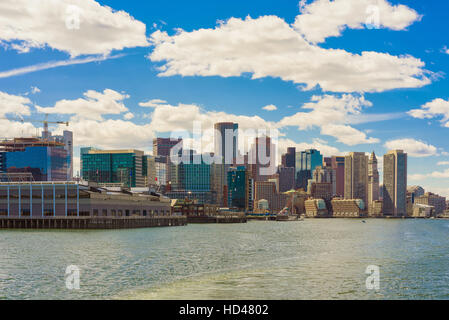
[407,186,425,202]
[254,181,288,213]
[0,138,68,181]
[214,122,239,165]
[153,137,183,158]
[368,152,380,214]
[38,129,73,180]
[248,136,277,182]
[81,149,146,188]
[296,149,323,191]
[278,166,296,192]
[344,152,368,207]
[308,165,336,196]
[383,150,407,217]
[227,166,248,210]
[281,147,296,170]
[330,156,345,197]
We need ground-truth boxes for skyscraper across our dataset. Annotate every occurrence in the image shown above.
[214,122,239,164]
[295,149,323,191]
[368,152,380,213]
[153,137,183,158]
[281,147,296,170]
[383,150,407,217]
[331,156,345,197]
[248,136,276,182]
[344,152,368,207]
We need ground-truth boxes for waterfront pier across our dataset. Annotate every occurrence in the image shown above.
[0,216,187,230]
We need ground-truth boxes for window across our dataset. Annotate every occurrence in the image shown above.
[0,209,8,216]
[44,210,53,217]
[93,209,99,216]
[102,209,108,216]
[80,211,90,217]
[118,210,123,217]
[143,210,147,217]
[21,210,31,217]
[111,209,116,217]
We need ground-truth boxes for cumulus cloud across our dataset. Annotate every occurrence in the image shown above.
[262,104,278,111]
[149,15,430,93]
[278,94,379,145]
[437,161,449,166]
[36,89,130,121]
[0,91,32,117]
[384,138,439,157]
[294,0,421,43]
[0,0,149,57]
[408,98,449,127]
[55,119,154,150]
[144,101,278,134]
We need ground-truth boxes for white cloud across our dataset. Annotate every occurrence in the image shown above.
[149,15,430,93]
[408,98,449,127]
[0,54,124,79]
[262,104,278,111]
[55,119,154,150]
[123,112,134,120]
[384,138,439,157]
[139,99,168,108]
[278,94,379,145]
[144,101,278,134]
[0,91,32,117]
[294,0,421,43]
[31,86,41,94]
[437,161,449,166]
[409,169,449,181]
[0,0,149,57]
[36,89,130,121]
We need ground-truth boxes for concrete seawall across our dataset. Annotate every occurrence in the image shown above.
[0,216,187,230]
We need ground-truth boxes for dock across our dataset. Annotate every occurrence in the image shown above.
[0,216,187,230]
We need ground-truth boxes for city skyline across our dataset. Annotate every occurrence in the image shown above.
[1,0,449,197]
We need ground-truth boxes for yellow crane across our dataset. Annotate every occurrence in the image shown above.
[0,114,69,139]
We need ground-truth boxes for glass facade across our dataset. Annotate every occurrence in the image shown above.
[296,149,323,191]
[227,166,247,209]
[4,147,68,181]
[81,151,145,187]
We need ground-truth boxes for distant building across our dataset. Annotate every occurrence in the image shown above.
[407,186,425,202]
[330,156,345,197]
[305,199,328,218]
[278,166,296,193]
[368,152,380,215]
[248,136,277,182]
[296,149,323,191]
[332,199,367,218]
[227,166,249,210]
[0,138,69,182]
[344,152,368,207]
[45,131,73,180]
[254,181,288,213]
[412,204,435,218]
[153,137,183,158]
[415,192,446,215]
[81,149,146,188]
[308,165,336,196]
[383,150,407,217]
[281,147,296,170]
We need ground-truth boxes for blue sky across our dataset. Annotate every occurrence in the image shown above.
[0,0,449,196]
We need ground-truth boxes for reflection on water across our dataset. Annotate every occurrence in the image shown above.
[0,219,448,300]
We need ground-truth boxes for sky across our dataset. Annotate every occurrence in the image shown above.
[0,0,449,196]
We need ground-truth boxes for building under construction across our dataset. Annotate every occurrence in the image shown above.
[0,137,69,181]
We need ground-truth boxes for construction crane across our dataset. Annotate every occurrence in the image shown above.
[0,114,69,139]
